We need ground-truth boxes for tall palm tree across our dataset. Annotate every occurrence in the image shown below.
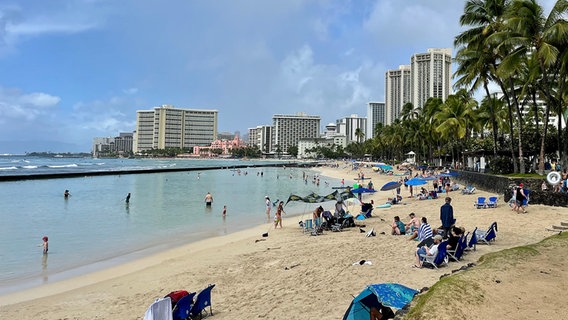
[455,0,518,171]
[500,0,568,173]
[354,128,365,144]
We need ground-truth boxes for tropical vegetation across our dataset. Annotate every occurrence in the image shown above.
[347,0,568,174]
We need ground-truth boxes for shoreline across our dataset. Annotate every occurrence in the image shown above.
[2,163,567,319]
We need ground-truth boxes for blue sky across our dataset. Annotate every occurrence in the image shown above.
[0,0,557,153]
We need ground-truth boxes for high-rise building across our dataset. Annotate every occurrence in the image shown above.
[92,132,133,157]
[133,105,218,153]
[336,114,367,144]
[385,65,411,124]
[272,113,320,154]
[410,48,452,109]
[248,125,273,154]
[366,102,386,139]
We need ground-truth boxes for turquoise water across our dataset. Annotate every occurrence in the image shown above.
[0,159,339,295]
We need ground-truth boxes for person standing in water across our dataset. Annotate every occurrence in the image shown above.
[222,205,227,217]
[40,236,48,254]
[205,192,213,206]
[64,190,70,198]
[265,196,271,219]
[125,193,131,204]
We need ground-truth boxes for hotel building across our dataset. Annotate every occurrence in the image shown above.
[366,102,386,140]
[248,125,274,154]
[410,48,452,109]
[385,65,411,125]
[272,113,320,154]
[133,105,218,153]
[336,114,367,144]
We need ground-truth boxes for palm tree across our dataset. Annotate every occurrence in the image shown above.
[354,128,365,144]
[454,0,518,171]
[500,0,568,173]
[435,90,478,164]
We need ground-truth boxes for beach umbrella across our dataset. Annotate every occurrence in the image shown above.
[380,181,401,191]
[405,178,427,186]
[343,283,418,320]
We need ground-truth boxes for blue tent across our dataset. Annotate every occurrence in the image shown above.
[343,283,418,320]
[350,187,377,194]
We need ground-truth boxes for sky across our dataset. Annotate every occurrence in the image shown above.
[0,0,558,153]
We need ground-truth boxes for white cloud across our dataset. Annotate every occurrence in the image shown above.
[0,86,60,121]
[122,87,138,95]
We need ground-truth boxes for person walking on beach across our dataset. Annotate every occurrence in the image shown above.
[40,236,48,254]
[205,192,213,206]
[274,201,285,228]
[514,183,528,213]
[440,197,454,238]
[265,196,271,219]
[125,193,131,204]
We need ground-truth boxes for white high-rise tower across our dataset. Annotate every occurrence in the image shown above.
[385,65,411,125]
[410,48,452,109]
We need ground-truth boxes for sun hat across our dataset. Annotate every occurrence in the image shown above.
[433,234,443,241]
[519,183,524,187]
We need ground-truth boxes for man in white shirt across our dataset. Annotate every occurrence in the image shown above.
[414,234,443,268]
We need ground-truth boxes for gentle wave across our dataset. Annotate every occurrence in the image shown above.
[47,164,79,168]
[22,166,39,169]
[0,166,18,170]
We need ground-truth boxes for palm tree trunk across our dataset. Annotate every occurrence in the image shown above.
[484,81,498,157]
[497,80,518,173]
[508,78,525,174]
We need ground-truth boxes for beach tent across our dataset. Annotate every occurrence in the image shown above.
[284,190,354,206]
[343,283,418,320]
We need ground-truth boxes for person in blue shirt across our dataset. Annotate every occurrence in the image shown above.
[391,216,406,235]
[440,197,454,238]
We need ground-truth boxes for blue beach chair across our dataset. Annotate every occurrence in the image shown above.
[172,292,196,320]
[189,284,215,319]
[420,240,449,269]
[486,196,498,208]
[474,197,486,209]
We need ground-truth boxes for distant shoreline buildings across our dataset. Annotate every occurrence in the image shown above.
[92,48,454,159]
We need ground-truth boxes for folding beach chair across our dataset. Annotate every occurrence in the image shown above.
[486,196,498,208]
[467,228,478,251]
[172,292,196,320]
[420,240,449,269]
[474,197,487,209]
[189,284,215,319]
[448,234,467,262]
[475,222,498,245]
[302,219,313,234]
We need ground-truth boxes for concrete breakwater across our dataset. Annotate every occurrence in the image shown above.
[0,162,316,182]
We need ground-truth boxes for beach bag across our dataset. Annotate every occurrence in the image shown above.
[164,290,189,308]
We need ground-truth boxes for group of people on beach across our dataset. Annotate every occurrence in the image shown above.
[386,196,460,268]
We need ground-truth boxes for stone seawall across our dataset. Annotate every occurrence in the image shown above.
[454,170,568,207]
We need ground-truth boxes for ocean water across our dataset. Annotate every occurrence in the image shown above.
[0,157,340,295]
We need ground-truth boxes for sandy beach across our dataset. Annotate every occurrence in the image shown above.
[1,164,567,319]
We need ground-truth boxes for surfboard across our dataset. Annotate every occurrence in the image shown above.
[376,203,392,208]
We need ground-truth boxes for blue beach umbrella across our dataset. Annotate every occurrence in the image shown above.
[343,283,418,320]
[405,178,427,186]
[380,181,401,191]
